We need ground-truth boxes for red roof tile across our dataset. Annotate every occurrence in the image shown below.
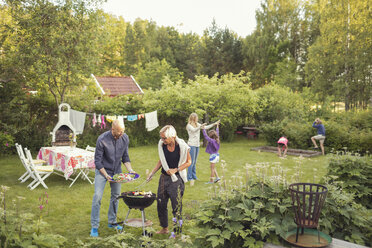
[94,76,143,96]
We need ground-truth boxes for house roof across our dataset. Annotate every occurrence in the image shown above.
[92,75,143,96]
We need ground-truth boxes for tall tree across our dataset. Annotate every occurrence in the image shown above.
[6,0,102,108]
[200,20,244,77]
[95,13,127,76]
[305,0,372,109]
[143,72,257,140]
[243,0,319,89]
[135,59,183,90]
[174,32,202,80]
[122,18,156,75]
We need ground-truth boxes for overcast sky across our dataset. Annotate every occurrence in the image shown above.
[101,0,262,37]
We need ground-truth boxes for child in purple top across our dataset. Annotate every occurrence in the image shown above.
[202,120,221,184]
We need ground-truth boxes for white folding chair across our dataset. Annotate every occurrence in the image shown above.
[85,145,96,152]
[24,148,54,190]
[15,143,34,183]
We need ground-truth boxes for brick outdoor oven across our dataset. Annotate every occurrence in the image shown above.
[50,103,77,146]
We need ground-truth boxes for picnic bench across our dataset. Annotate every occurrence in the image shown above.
[242,126,259,139]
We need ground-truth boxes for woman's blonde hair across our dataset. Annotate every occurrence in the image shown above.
[188,113,198,125]
[160,125,177,138]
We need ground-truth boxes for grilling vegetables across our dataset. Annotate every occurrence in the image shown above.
[125,191,153,198]
[112,173,135,183]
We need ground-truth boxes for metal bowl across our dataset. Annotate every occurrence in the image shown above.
[117,191,156,210]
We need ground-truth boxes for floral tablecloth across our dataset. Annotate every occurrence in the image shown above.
[37,147,95,179]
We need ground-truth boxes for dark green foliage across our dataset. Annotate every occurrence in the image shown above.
[194,173,372,247]
[194,182,295,248]
[320,182,372,245]
[260,119,314,149]
[254,84,312,124]
[326,154,372,209]
[324,111,372,153]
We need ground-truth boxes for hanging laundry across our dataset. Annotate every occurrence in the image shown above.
[69,109,86,134]
[138,114,145,120]
[127,115,138,121]
[105,115,117,123]
[117,115,125,129]
[145,110,159,131]
[101,115,106,129]
[92,113,97,127]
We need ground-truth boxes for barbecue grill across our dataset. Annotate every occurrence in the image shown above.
[116,191,156,236]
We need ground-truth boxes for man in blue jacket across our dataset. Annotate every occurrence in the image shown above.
[90,120,135,237]
[311,118,326,155]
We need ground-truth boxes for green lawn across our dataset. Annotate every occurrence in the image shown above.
[0,136,328,243]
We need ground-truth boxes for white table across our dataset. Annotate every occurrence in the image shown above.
[37,146,95,187]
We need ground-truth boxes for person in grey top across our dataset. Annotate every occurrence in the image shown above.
[90,120,135,237]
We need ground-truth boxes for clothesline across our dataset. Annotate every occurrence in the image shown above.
[72,109,159,132]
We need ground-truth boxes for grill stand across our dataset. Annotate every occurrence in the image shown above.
[116,207,152,236]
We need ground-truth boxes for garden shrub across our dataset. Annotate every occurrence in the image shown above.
[193,162,372,247]
[259,120,285,145]
[326,154,372,209]
[254,84,312,123]
[324,120,351,151]
[284,121,314,149]
[259,110,372,153]
[323,113,372,154]
[0,132,15,155]
[0,185,192,248]
[0,90,56,154]
[194,182,295,248]
[260,119,313,149]
[319,182,372,245]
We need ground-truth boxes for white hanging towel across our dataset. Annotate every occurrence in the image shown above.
[145,110,159,131]
[117,115,125,129]
[70,109,86,134]
[92,113,97,127]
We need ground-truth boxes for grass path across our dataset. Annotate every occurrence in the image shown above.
[0,137,328,242]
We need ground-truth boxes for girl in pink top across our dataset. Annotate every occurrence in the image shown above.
[277,136,288,157]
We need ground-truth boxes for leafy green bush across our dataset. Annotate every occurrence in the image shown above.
[0,132,15,155]
[193,162,372,247]
[259,110,372,153]
[324,113,372,154]
[0,186,67,248]
[260,119,313,149]
[326,154,372,209]
[319,182,372,245]
[194,182,294,248]
[254,84,313,123]
[0,185,193,248]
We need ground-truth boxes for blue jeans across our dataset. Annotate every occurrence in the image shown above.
[187,146,199,180]
[91,169,121,229]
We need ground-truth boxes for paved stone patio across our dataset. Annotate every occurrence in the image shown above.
[264,238,369,248]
